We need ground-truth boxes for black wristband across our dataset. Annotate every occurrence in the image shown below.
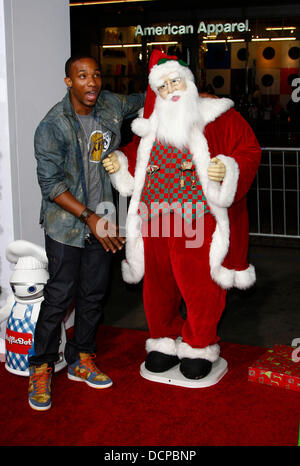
[79,207,95,224]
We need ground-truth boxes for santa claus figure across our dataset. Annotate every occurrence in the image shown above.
[103,51,261,383]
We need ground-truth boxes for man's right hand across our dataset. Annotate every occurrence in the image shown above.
[53,190,125,253]
[87,213,125,253]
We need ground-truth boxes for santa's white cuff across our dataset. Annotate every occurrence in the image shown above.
[122,212,144,284]
[121,240,144,283]
[177,341,220,363]
[109,150,134,197]
[234,264,256,289]
[145,337,179,356]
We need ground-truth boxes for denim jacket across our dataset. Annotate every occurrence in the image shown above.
[34,90,144,248]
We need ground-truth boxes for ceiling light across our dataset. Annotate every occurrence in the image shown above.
[102,44,142,48]
[147,41,178,46]
[270,37,296,41]
[266,27,296,31]
[70,1,152,5]
[101,41,178,48]
[203,40,226,43]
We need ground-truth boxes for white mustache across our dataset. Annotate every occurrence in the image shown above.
[165,90,184,101]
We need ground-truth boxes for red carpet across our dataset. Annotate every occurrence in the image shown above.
[0,326,299,447]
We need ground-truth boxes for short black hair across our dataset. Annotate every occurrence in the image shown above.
[65,55,99,77]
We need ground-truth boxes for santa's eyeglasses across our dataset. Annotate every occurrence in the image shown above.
[157,77,182,94]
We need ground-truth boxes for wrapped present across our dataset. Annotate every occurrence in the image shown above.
[248,344,300,392]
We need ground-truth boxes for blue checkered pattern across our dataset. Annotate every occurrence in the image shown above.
[6,302,35,373]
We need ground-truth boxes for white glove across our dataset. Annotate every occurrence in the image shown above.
[102,152,120,174]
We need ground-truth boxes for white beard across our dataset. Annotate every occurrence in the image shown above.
[155,80,200,149]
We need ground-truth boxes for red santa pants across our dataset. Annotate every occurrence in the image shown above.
[142,213,227,349]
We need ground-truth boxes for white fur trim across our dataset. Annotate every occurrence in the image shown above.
[122,121,158,284]
[206,155,239,208]
[149,60,194,93]
[177,341,220,363]
[131,117,152,138]
[234,264,256,289]
[121,213,144,284]
[121,257,144,284]
[199,97,234,126]
[146,337,178,356]
[208,205,234,290]
[211,264,235,290]
[138,107,144,117]
[126,212,143,239]
[187,126,235,290]
[109,150,134,197]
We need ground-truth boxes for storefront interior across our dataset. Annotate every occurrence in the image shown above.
[70,1,300,146]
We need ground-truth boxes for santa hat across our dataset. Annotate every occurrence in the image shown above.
[149,56,194,95]
[143,50,193,116]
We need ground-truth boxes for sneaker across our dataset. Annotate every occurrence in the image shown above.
[28,363,52,411]
[67,353,112,389]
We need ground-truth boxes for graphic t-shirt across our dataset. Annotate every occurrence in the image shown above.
[76,112,112,212]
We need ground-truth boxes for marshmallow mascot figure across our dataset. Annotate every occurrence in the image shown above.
[103,51,261,387]
[0,240,67,376]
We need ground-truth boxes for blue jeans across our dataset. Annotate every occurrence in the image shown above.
[29,234,112,366]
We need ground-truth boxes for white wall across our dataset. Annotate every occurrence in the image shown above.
[0,0,15,307]
[0,0,70,304]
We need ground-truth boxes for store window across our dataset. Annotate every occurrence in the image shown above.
[94,17,300,146]
[91,26,144,94]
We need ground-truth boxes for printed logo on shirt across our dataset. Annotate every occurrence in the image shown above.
[89,130,111,163]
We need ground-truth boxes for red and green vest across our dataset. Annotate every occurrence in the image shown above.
[139,140,210,223]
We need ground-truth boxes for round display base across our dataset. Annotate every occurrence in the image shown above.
[140,357,228,388]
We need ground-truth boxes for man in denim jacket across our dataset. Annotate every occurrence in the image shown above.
[28,55,144,411]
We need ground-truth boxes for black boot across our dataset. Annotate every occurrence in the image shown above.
[179,358,212,379]
[145,351,180,373]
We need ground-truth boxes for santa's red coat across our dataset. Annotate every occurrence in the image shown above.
[112,102,261,290]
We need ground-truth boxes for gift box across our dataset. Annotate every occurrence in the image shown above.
[248,344,300,392]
